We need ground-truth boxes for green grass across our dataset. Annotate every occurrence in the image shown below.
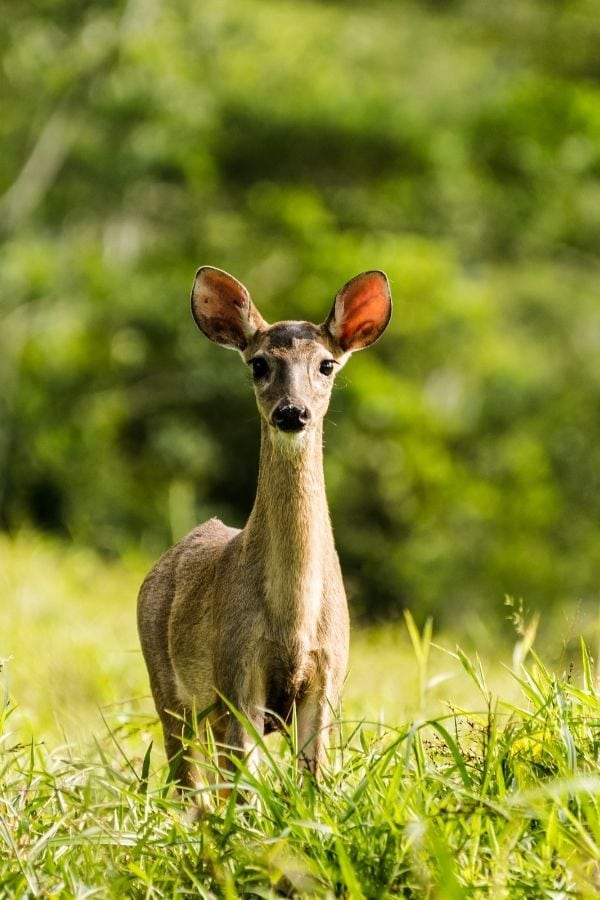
[2,534,600,896]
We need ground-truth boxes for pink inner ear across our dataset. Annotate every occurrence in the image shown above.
[338,272,390,350]
[201,269,249,315]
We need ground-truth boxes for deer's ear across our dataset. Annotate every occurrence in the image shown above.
[191,267,267,350]
[324,271,392,353]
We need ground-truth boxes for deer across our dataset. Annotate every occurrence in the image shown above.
[137,266,392,796]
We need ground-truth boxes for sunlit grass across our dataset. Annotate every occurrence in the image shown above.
[1,532,148,741]
[2,630,600,895]
[1,532,530,742]
[3,534,600,895]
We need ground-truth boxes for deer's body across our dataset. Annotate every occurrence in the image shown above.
[137,267,391,790]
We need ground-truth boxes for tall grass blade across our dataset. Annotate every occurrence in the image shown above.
[580,636,596,696]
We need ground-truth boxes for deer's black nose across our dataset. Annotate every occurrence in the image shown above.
[271,404,310,432]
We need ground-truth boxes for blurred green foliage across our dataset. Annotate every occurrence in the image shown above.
[1,0,599,623]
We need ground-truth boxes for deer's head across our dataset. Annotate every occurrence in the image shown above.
[191,267,392,439]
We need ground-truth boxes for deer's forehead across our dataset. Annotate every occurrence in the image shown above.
[251,322,328,357]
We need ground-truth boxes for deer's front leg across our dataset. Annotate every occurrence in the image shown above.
[296,673,334,777]
[220,663,266,777]
[223,710,264,778]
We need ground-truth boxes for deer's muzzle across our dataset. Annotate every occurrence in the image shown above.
[271,403,311,432]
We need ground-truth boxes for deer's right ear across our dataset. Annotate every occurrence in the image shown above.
[191,267,267,350]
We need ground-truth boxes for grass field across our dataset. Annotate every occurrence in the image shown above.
[2,533,600,897]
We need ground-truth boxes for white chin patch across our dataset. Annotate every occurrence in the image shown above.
[270,427,310,454]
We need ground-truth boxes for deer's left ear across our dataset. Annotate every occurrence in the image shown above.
[324,271,392,353]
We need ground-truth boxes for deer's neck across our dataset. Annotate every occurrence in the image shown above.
[245,420,333,640]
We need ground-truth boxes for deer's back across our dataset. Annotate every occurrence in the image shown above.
[137,518,240,683]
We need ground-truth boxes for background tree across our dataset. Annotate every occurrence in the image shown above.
[1,0,599,624]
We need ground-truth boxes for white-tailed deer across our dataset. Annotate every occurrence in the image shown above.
[137,266,392,792]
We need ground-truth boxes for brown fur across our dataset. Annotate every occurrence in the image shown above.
[137,266,391,792]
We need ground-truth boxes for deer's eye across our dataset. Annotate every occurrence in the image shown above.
[250,357,269,380]
[319,359,335,376]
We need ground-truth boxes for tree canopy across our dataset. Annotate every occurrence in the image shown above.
[2,0,599,623]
